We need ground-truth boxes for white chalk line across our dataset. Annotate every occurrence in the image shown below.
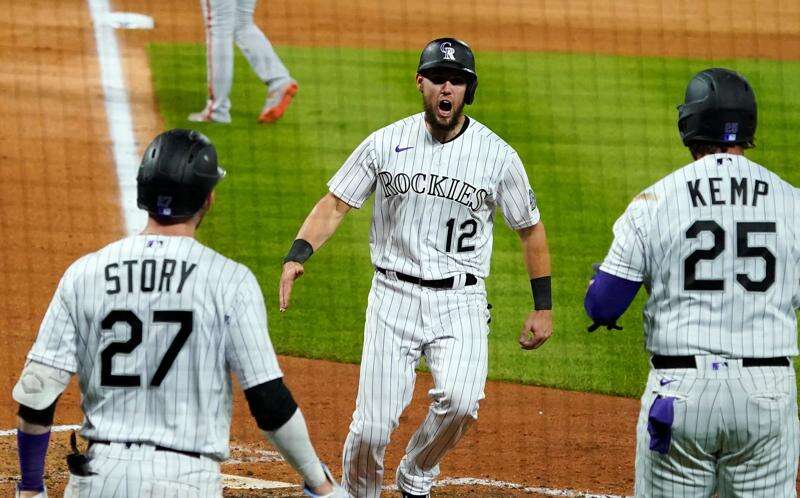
[87,0,148,235]
[0,424,81,438]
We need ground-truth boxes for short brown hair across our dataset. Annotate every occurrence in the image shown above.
[688,142,750,159]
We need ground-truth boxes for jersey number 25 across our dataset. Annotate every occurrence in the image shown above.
[683,220,776,292]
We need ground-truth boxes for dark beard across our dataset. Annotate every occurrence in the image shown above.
[422,96,464,132]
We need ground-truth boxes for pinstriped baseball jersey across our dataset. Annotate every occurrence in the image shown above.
[328,112,540,279]
[601,153,800,357]
[26,235,282,460]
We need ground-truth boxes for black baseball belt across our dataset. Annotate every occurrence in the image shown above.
[88,439,201,459]
[376,267,477,289]
[651,355,790,369]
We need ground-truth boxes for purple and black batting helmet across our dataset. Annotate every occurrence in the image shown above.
[677,68,757,148]
[137,129,226,222]
[417,37,478,104]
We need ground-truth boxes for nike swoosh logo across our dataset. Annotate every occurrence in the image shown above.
[659,379,676,386]
[395,145,414,153]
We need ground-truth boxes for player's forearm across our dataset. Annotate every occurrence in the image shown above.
[244,379,328,489]
[263,409,327,488]
[17,416,51,493]
[18,418,50,435]
[519,222,550,278]
[584,270,641,323]
[295,193,351,251]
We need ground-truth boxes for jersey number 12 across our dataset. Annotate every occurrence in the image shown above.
[445,218,477,253]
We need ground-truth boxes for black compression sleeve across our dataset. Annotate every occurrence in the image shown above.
[244,378,298,431]
[18,397,59,427]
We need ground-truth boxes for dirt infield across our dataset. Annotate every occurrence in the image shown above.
[3,0,799,496]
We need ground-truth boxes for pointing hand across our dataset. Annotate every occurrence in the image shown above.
[279,261,305,312]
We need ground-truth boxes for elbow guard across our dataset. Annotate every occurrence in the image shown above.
[13,361,71,427]
[13,361,71,411]
[244,378,298,432]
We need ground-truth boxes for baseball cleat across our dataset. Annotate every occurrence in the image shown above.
[400,492,429,498]
[16,485,48,498]
[258,80,298,123]
[187,110,231,124]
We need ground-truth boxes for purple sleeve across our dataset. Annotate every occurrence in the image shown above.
[584,270,642,324]
[17,430,50,492]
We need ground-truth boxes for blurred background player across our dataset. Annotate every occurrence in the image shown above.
[188,0,298,124]
[585,68,800,497]
[12,129,343,498]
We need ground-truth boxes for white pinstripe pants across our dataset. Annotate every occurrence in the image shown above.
[342,271,490,497]
[635,355,799,498]
[63,442,222,497]
[199,0,291,119]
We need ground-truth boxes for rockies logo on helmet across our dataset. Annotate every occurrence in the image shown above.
[440,42,456,61]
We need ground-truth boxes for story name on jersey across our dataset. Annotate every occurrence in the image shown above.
[686,176,769,208]
[104,259,197,295]
[377,171,487,212]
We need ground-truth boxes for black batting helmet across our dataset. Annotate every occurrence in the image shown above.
[677,68,757,148]
[417,38,478,105]
[137,129,226,222]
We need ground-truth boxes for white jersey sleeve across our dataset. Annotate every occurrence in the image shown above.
[496,152,540,229]
[27,259,84,373]
[600,196,650,282]
[225,269,282,390]
[327,134,378,208]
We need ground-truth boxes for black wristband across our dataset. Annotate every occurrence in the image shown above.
[530,276,552,310]
[284,239,313,264]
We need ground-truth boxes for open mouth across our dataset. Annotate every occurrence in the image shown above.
[438,100,452,112]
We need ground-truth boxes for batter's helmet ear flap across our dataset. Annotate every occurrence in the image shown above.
[466,79,478,105]
[677,68,757,148]
[417,37,478,105]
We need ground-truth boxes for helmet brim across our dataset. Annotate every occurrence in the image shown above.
[418,62,477,80]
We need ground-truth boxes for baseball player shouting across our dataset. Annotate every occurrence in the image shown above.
[279,38,553,497]
[12,129,345,498]
[585,68,800,497]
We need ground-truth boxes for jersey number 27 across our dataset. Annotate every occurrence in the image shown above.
[100,310,194,388]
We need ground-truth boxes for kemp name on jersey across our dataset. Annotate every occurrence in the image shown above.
[685,157,770,207]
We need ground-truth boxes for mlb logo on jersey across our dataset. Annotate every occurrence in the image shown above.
[722,122,739,142]
[157,195,173,216]
[440,42,456,61]
[528,188,537,210]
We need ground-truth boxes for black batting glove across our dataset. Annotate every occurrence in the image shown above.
[587,321,623,333]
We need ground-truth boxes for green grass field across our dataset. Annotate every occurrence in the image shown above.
[148,44,800,398]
